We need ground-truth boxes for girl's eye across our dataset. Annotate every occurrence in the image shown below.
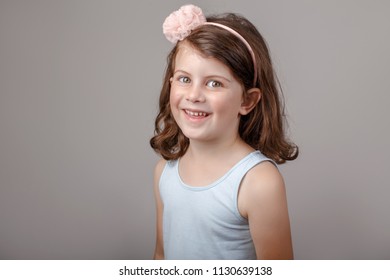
[206,80,222,88]
[178,76,191,83]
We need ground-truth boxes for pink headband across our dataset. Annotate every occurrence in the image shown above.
[163,4,258,87]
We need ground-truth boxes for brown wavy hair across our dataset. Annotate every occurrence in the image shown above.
[150,13,298,164]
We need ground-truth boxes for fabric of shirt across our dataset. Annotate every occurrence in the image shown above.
[159,151,273,259]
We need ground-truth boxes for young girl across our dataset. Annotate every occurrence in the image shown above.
[150,4,298,260]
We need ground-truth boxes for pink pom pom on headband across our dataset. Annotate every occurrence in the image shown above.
[162,4,258,87]
[163,5,206,44]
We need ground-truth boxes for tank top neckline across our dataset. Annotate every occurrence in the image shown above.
[175,151,260,191]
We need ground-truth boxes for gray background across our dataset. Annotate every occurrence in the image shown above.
[0,0,389,259]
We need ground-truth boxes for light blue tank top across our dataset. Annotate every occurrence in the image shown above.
[159,151,273,260]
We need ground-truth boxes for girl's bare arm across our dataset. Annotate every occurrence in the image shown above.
[239,161,293,260]
[153,159,166,260]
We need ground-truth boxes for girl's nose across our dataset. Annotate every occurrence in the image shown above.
[186,84,205,103]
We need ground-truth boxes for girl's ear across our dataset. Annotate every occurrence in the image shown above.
[239,88,261,115]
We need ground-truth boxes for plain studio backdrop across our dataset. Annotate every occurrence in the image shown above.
[0,0,389,259]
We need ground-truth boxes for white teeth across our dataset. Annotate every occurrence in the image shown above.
[185,110,208,117]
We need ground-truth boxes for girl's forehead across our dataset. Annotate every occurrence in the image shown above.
[174,42,233,76]
[176,42,205,62]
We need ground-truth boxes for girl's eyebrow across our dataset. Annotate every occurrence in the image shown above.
[173,70,190,76]
[207,75,232,83]
[173,70,232,83]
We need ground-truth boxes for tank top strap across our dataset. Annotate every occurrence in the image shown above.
[228,151,275,185]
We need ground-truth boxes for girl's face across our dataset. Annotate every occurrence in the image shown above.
[170,42,246,145]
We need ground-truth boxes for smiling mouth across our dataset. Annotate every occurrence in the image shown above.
[184,109,210,117]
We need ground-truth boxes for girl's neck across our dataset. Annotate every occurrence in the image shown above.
[178,135,255,187]
[184,135,254,163]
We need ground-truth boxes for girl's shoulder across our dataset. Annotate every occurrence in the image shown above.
[245,160,283,189]
[238,160,286,218]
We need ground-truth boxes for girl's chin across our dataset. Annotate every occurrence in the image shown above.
[181,130,211,142]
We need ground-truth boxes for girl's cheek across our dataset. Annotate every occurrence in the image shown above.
[169,89,180,106]
[169,91,179,114]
